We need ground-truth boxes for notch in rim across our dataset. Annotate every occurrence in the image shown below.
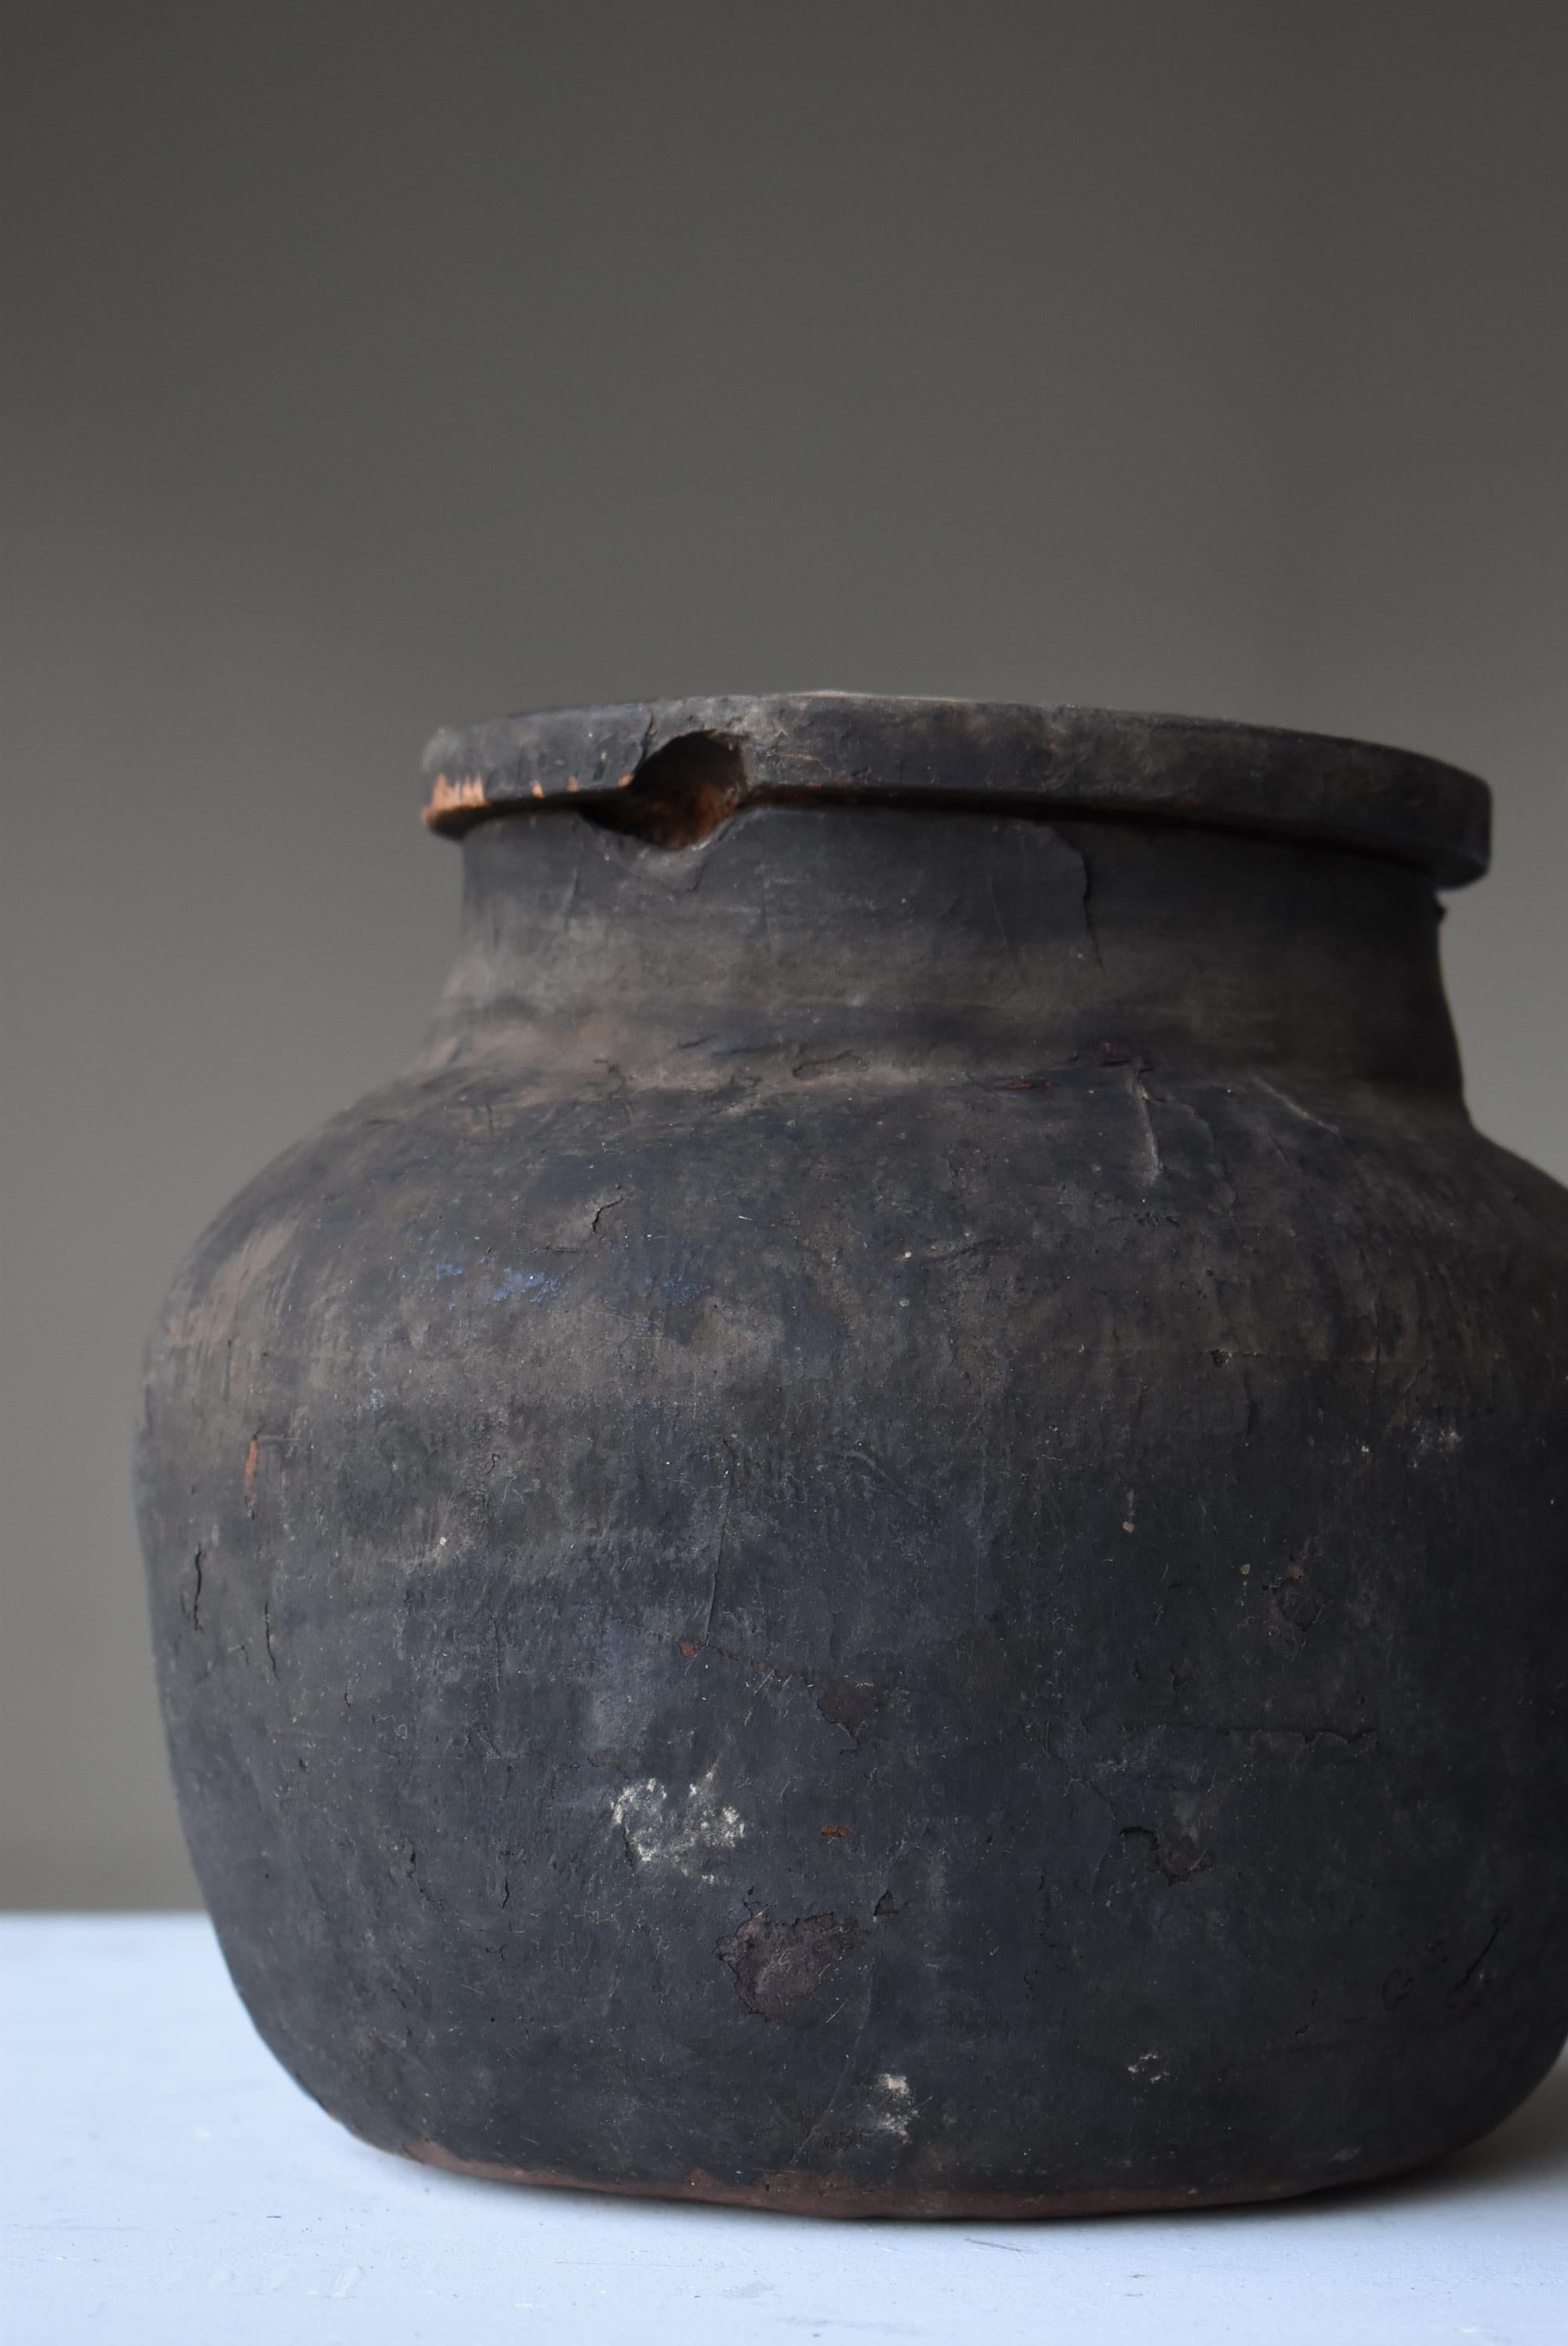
[420,693,1491,886]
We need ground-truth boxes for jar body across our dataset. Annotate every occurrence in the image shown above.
[138,786,1568,2215]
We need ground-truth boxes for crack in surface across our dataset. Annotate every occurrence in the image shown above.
[1131,1067,1163,1186]
[1452,1909,1510,1997]
[1254,1073,1344,1139]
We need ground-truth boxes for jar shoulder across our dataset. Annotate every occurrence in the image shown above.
[143,1058,1568,1401]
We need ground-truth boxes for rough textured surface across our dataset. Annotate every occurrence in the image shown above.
[139,702,1568,2217]
[420,694,1492,884]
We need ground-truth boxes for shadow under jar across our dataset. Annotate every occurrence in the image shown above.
[138,695,1568,2217]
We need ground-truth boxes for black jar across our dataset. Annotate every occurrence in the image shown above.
[138,695,1568,2216]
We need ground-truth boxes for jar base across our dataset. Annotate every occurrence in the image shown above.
[400,2134,1438,2221]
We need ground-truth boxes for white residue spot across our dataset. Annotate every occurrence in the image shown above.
[610,1764,746,1878]
[869,2072,914,2139]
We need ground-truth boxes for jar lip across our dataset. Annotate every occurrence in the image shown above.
[420,692,1491,885]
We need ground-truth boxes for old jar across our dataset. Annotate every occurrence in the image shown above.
[138,695,1568,2215]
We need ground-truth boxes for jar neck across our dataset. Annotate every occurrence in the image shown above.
[418,802,1465,1099]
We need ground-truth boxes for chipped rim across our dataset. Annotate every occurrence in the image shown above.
[420,692,1491,885]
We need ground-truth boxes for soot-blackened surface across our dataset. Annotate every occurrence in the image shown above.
[139,749,1568,2217]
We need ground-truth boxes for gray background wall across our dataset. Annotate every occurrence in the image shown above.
[2,0,1565,1908]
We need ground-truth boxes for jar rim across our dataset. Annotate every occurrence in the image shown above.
[420,692,1490,885]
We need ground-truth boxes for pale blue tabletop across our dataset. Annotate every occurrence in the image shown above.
[5,1915,1566,2344]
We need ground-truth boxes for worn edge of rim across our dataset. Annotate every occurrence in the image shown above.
[417,694,1492,885]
